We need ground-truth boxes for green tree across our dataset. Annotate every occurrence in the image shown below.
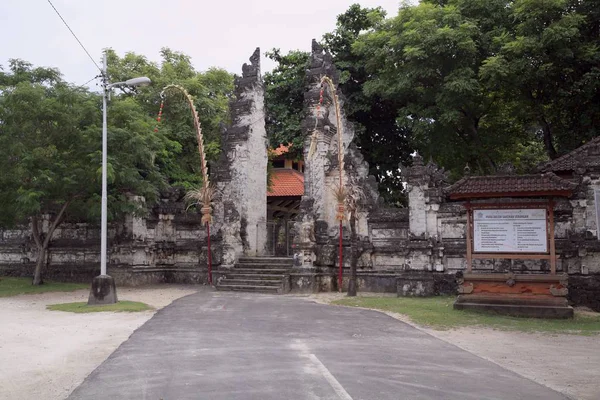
[106,48,234,188]
[354,0,527,177]
[480,0,600,159]
[263,49,309,159]
[0,60,166,284]
[323,4,411,205]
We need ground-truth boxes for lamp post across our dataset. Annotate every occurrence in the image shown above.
[88,51,151,305]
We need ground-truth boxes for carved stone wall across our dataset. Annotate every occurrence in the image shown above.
[214,48,268,265]
[0,190,215,285]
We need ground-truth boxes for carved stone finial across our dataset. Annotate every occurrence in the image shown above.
[413,152,424,167]
[249,47,260,67]
[241,48,260,78]
[464,163,471,176]
[311,39,323,54]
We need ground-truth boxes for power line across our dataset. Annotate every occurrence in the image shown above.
[46,0,102,73]
[79,75,100,87]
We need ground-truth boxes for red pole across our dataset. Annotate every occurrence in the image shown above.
[206,221,212,285]
[338,220,343,292]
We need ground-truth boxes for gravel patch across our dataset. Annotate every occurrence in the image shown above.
[0,285,199,400]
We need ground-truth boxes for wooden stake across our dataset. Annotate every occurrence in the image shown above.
[466,203,472,273]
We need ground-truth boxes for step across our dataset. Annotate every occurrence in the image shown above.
[454,301,574,319]
[455,294,568,307]
[224,268,289,274]
[235,263,293,269]
[237,257,293,265]
[216,284,280,294]
[222,273,284,280]
[220,279,283,286]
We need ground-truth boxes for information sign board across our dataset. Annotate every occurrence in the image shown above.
[473,209,547,253]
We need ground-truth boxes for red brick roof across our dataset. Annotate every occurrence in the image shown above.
[448,173,577,199]
[268,169,304,197]
[539,135,600,172]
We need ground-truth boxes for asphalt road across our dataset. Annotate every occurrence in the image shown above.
[69,291,567,400]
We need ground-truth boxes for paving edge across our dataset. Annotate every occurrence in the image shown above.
[310,297,576,400]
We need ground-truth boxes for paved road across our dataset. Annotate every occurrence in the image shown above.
[69,291,567,400]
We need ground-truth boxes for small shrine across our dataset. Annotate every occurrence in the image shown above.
[448,173,578,318]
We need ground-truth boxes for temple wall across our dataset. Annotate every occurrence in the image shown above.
[0,191,215,285]
[1,42,598,310]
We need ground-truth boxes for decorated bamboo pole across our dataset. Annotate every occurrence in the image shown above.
[156,85,214,285]
[310,76,345,292]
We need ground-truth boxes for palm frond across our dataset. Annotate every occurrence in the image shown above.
[331,184,348,203]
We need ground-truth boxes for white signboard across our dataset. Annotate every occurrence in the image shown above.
[473,209,547,253]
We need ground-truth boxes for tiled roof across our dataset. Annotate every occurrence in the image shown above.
[447,173,577,199]
[268,169,304,197]
[539,135,600,172]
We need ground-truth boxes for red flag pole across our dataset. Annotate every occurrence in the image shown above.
[338,220,343,292]
[206,221,212,285]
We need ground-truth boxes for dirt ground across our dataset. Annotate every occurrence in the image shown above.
[309,293,600,400]
[0,285,198,400]
[1,289,598,400]
[429,326,600,400]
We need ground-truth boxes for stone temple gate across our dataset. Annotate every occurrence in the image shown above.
[0,42,598,312]
[213,48,268,266]
[212,42,380,275]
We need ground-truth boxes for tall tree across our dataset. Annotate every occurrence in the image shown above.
[480,0,600,159]
[0,60,166,284]
[354,0,527,177]
[324,4,411,206]
[106,48,234,188]
[263,49,309,159]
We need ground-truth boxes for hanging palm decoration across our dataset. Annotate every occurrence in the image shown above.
[155,84,214,284]
[310,76,346,292]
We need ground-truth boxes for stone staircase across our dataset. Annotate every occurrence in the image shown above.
[215,256,293,294]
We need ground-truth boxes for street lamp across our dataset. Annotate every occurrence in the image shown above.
[88,51,151,305]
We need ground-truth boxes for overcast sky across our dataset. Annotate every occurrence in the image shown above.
[1,0,402,87]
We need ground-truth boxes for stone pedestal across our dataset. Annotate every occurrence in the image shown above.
[88,275,118,305]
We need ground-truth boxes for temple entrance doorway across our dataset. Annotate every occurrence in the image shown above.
[266,144,303,256]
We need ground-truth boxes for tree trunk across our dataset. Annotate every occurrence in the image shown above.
[32,246,47,285]
[347,213,358,297]
[30,200,72,286]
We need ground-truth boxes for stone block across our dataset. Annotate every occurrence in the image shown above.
[569,274,600,311]
[88,275,117,305]
[397,272,435,297]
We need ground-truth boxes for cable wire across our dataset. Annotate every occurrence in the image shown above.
[79,75,100,87]
[46,0,102,72]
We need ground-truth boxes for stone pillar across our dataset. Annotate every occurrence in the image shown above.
[215,48,268,264]
[295,40,380,272]
[405,153,428,237]
[404,154,447,239]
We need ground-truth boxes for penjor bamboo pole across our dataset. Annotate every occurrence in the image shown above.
[159,85,213,284]
[319,76,345,292]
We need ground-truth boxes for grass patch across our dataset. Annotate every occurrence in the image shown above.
[333,296,600,335]
[47,300,153,313]
[0,276,87,298]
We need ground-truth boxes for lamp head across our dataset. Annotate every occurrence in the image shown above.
[125,77,151,87]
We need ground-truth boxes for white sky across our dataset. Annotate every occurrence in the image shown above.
[1,0,402,87]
